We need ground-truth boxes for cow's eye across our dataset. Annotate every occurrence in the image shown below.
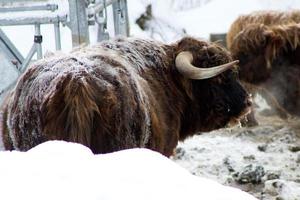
[214,103,224,112]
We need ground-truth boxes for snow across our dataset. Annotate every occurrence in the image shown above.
[173,129,298,182]
[128,0,300,42]
[172,119,300,200]
[0,141,257,200]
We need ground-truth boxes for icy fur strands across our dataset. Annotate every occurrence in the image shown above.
[0,37,251,156]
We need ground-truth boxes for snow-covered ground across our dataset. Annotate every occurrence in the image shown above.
[0,1,300,199]
[0,141,257,200]
[172,114,300,200]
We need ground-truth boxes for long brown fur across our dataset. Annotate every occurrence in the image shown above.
[230,23,300,69]
[227,10,300,121]
[227,10,300,49]
[0,37,250,156]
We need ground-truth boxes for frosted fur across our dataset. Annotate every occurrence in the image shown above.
[71,39,159,146]
[1,37,250,156]
[4,37,168,152]
[6,106,19,150]
[71,38,168,147]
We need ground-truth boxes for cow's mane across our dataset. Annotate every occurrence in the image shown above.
[227,10,300,48]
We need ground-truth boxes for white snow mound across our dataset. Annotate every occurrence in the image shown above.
[0,141,257,200]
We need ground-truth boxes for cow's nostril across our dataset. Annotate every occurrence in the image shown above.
[246,96,253,107]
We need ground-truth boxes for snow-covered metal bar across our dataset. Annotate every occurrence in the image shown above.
[112,0,129,36]
[35,24,43,59]
[20,43,36,73]
[69,0,90,47]
[0,4,58,13]
[0,28,23,68]
[97,9,110,42]
[88,0,118,17]
[0,15,67,26]
[54,22,61,50]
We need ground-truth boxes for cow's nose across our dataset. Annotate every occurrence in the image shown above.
[245,94,253,107]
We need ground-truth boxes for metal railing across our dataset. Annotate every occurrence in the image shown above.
[0,0,129,99]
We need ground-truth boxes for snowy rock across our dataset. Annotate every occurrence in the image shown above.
[223,156,235,172]
[288,145,300,153]
[173,146,187,160]
[234,164,265,184]
[265,170,281,181]
[257,144,268,152]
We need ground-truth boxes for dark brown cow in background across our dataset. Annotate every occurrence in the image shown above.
[0,37,251,156]
[227,10,300,124]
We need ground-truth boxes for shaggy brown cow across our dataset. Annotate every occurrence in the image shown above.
[227,10,300,122]
[0,37,251,156]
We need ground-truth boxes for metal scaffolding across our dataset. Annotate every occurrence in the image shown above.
[0,0,129,99]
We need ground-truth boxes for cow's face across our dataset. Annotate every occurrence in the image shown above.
[193,70,251,130]
[235,51,271,84]
[229,23,287,84]
[175,37,251,131]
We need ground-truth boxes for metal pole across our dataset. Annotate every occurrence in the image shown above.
[0,15,67,26]
[54,22,62,50]
[34,24,43,59]
[0,4,58,13]
[68,0,90,47]
[112,0,129,36]
[88,0,117,17]
[97,10,109,41]
[20,43,37,73]
[0,28,24,66]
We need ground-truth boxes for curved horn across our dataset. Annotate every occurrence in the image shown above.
[175,51,239,80]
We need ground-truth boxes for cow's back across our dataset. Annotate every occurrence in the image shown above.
[1,38,180,154]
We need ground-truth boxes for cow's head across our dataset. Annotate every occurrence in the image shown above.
[229,23,300,84]
[174,37,252,133]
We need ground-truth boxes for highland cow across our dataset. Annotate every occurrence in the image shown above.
[0,37,251,156]
[227,10,300,122]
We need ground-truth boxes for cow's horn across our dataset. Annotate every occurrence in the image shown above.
[175,51,239,79]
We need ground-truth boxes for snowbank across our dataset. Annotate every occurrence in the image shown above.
[0,141,257,200]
